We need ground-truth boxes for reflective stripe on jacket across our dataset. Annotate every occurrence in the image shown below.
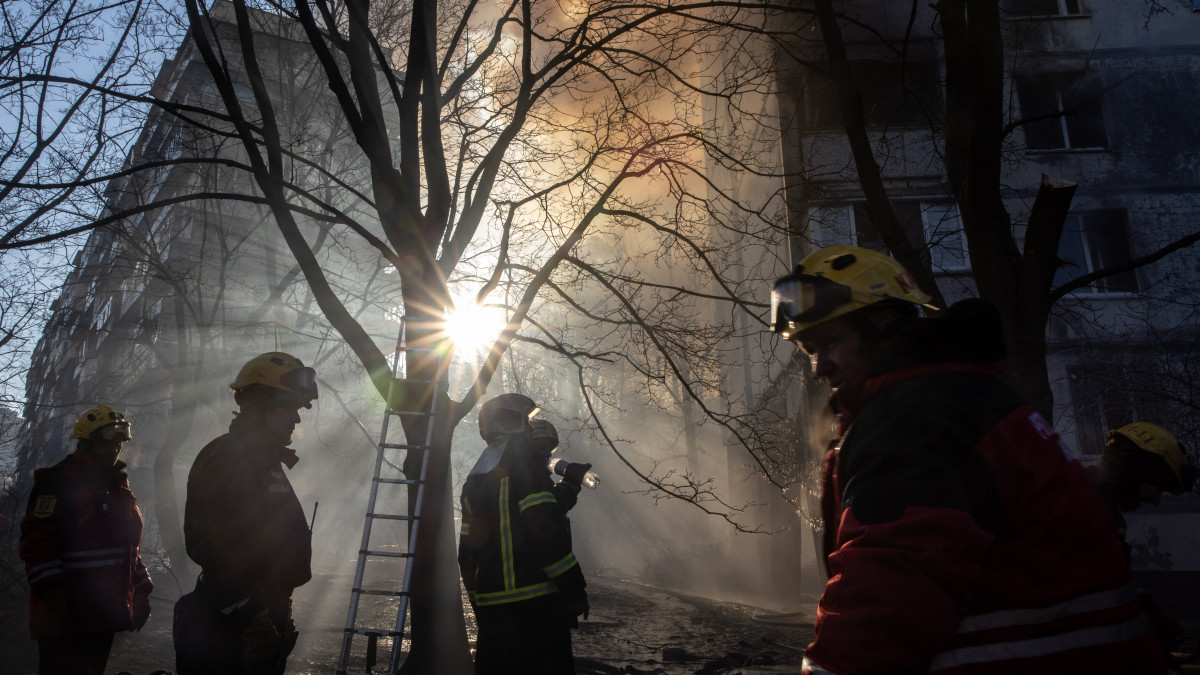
[19,451,152,635]
[458,435,585,608]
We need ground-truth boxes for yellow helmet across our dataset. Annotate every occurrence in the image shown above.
[1107,422,1194,494]
[771,244,932,341]
[230,352,318,406]
[71,404,132,442]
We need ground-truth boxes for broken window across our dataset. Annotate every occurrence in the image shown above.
[1003,0,1085,16]
[803,60,940,130]
[1016,72,1108,150]
[1054,210,1139,294]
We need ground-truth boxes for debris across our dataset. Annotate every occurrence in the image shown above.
[751,610,807,626]
[663,646,702,662]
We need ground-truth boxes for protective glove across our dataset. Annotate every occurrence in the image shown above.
[240,608,282,673]
[131,591,151,631]
[562,463,593,487]
[565,593,590,621]
[30,587,68,639]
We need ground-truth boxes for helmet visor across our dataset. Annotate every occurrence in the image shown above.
[97,421,132,443]
[771,274,854,336]
[280,366,319,400]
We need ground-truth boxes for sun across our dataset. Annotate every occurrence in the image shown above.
[442,299,507,354]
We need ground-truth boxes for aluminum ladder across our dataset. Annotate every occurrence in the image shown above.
[337,318,439,674]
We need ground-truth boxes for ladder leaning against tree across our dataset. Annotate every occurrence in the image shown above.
[337,316,442,675]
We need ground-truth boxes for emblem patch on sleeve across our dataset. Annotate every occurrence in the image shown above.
[32,495,56,519]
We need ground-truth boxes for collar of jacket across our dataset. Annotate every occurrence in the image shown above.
[832,361,1004,434]
[228,417,301,469]
[65,450,128,486]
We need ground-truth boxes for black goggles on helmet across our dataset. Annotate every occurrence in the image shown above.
[96,421,132,443]
[771,273,854,336]
[280,366,319,401]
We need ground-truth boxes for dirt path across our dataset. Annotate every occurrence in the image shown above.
[0,574,815,674]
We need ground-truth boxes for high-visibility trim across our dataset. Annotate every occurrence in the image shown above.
[801,656,838,674]
[518,491,556,513]
[954,585,1139,634]
[542,552,578,579]
[459,522,470,537]
[63,547,126,558]
[929,614,1152,671]
[28,560,62,574]
[28,567,64,584]
[474,581,558,606]
[64,558,126,569]
[499,477,515,590]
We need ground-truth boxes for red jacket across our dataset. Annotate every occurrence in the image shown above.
[803,302,1162,675]
[19,451,153,635]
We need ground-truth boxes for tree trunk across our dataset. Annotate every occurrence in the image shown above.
[398,281,472,675]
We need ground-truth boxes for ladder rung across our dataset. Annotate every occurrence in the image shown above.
[373,476,420,485]
[388,409,429,416]
[344,626,405,637]
[379,442,427,451]
[352,587,413,597]
[367,513,415,521]
[360,548,415,558]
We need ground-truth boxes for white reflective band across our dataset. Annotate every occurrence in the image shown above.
[929,614,1151,671]
[28,560,62,574]
[954,585,1138,634]
[801,656,838,674]
[63,558,125,569]
[63,547,125,558]
[222,597,251,615]
[29,568,64,584]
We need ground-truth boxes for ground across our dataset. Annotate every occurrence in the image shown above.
[0,574,816,674]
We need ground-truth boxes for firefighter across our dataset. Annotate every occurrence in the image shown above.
[174,352,316,675]
[1092,422,1196,555]
[458,394,589,674]
[770,245,1164,674]
[1091,422,1196,670]
[20,404,153,675]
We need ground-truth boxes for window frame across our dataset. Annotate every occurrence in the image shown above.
[1015,71,1109,151]
[805,199,970,272]
[1053,210,1140,297]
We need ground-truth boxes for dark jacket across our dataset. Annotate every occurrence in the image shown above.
[20,451,153,635]
[458,434,586,608]
[803,300,1162,675]
[184,417,312,619]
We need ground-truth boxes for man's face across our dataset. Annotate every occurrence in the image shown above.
[84,439,124,466]
[262,400,304,444]
[798,317,868,390]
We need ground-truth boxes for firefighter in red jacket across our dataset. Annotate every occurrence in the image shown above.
[174,352,316,675]
[20,404,153,675]
[459,394,589,674]
[770,245,1164,674]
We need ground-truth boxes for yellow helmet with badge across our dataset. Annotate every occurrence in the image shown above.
[230,352,318,406]
[1106,422,1195,494]
[71,404,132,442]
[771,244,932,341]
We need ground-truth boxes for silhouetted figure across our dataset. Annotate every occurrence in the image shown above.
[20,404,152,675]
[459,394,589,674]
[174,352,316,675]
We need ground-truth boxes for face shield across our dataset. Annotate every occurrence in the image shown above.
[771,273,854,338]
[96,421,132,443]
[279,366,319,401]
